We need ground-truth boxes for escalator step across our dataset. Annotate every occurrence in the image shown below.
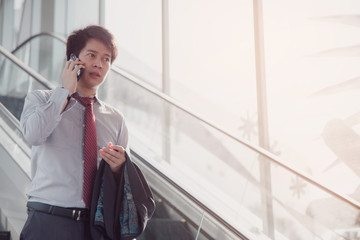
[151,198,171,219]
[0,231,10,240]
[138,219,195,240]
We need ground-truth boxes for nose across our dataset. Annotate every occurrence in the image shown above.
[93,58,103,69]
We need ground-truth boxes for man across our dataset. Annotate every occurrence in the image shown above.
[20,25,128,239]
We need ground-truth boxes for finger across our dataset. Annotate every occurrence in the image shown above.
[102,156,116,168]
[66,60,77,70]
[100,149,126,171]
[101,146,115,155]
[105,151,125,166]
[100,147,120,160]
[74,64,84,72]
[110,145,125,153]
[65,61,71,69]
[67,59,83,69]
[100,149,117,164]
[107,142,123,153]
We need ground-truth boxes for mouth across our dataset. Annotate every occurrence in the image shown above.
[89,71,101,78]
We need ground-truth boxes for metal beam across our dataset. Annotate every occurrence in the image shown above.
[253,0,274,238]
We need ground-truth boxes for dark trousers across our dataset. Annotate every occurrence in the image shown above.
[20,209,92,240]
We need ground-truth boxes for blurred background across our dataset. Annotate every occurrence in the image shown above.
[1,0,360,239]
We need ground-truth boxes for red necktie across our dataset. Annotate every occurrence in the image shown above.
[73,93,97,208]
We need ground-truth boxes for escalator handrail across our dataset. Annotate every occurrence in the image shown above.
[0,102,32,180]
[131,150,249,240]
[8,32,360,210]
[112,65,360,210]
[0,45,56,90]
[0,46,248,239]
[12,32,66,54]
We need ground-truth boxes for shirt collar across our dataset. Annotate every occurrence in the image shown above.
[72,92,105,107]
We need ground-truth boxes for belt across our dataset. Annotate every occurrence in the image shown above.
[27,202,89,221]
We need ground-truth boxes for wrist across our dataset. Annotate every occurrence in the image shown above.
[61,87,73,97]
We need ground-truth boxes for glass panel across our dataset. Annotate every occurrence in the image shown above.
[168,0,258,145]
[100,69,360,239]
[0,104,31,177]
[0,55,30,119]
[3,24,359,238]
[270,159,360,239]
[0,104,30,150]
[263,0,360,203]
[0,54,33,236]
[0,52,49,119]
[12,34,66,87]
[137,190,208,240]
[104,0,163,89]
[0,103,31,239]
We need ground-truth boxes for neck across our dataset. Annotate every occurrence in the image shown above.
[76,86,97,97]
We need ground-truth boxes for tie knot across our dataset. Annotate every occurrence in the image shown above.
[72,93,96,106]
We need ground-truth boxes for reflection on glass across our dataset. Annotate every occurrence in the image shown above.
[0,51,50,119]
[13,34,66,87]
[2,12,360,236]
[263,0,360,198]
[105,0,163,89]
[99,69,360,239]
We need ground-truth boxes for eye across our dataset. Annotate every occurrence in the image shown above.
[88,53,95,57]
[104,57,110,63]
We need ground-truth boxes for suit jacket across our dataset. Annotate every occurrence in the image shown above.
[90,152,156,240]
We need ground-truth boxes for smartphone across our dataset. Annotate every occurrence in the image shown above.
[69,54,84,81]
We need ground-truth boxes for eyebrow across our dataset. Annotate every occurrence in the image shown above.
[87,49,111,58]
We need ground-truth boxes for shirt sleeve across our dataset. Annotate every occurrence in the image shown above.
[20,87,69,146]
[116,114,130,153]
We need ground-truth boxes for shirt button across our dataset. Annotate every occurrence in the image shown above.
[83,124,85,127]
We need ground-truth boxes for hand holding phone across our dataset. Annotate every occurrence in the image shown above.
[69,54,84,81]
[62,54,84,96]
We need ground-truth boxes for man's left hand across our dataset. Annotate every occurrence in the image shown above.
[99,142,126,172]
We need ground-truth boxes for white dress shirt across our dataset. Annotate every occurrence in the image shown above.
[20,87,129,208]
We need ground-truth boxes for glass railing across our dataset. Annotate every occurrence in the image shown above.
[2,33,360,239]
[0,56,35,238]
[0,41,246,239]
[0,45,52,119]
[11,32,66,87]
[99,66,360,240]
[0,103,31,240]
[0,47,50,239]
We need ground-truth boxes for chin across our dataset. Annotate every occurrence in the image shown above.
[80,77,104,89]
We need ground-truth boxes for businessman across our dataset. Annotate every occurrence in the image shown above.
[20,25,129,239]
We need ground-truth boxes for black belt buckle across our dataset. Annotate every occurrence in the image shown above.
[72,209,82,221]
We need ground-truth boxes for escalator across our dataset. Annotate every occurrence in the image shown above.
[0,37,245,240]
[1,34,360,240]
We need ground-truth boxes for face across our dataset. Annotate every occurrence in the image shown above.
[77,38,112,89]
